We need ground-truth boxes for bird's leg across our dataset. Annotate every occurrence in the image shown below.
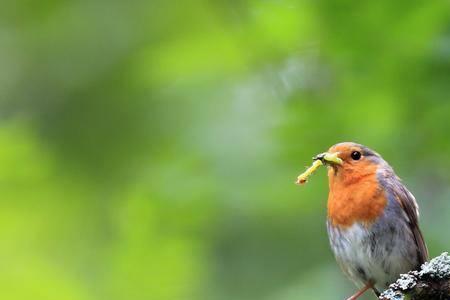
[346,282,374,300]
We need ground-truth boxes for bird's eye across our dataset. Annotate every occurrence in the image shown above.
[351,151,361,160]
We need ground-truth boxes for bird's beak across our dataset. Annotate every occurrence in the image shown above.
[313,152,343,165]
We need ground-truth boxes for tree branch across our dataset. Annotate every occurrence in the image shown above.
[379,252,450,300]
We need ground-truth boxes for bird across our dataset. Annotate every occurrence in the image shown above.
[312,142,428,299]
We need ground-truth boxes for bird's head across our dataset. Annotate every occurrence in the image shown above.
[295,142,394,226]
[314,142,386,184]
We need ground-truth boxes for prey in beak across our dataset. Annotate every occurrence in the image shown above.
[296,152,342,185]
[313,152,343,166]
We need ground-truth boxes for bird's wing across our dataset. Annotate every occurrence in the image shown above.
[394,182,429,264]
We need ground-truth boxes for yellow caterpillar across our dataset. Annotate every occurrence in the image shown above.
[296,159,323,185]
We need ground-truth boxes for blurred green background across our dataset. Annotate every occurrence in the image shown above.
[1,1,450,299]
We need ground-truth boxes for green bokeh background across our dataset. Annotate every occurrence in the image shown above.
[1,1,450,299]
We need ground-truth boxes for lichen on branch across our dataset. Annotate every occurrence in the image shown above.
[380,252,450,300]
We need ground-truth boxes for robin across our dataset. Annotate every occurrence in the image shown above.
[297,142,428,299]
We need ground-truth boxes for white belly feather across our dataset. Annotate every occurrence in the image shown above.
[327,221,418,291]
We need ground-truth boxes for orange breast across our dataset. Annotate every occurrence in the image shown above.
[327,163,387,228]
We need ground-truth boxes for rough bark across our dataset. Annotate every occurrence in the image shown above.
[379,252,450,300]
